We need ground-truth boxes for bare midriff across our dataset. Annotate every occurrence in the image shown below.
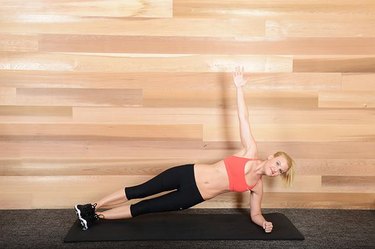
[194,161,230,200]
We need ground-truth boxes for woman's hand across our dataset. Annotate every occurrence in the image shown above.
[233,66,248,88]
[262,221,273,233]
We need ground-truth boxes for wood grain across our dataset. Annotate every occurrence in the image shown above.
[0,52,292,72]
[0,71,341,91]
[0,140,374,160]
[342,73,375,91]
[294,56,375,73]
[319,91,375,108]
[0,0,173,18]
[322,176,375,189]
[2,88,143,107]
[0,34,38,52]
[0,124,202,140]
[0,18,264,38]
[0,0,374,209]
[0,106,72,117]
[36,35,375,55]
[173,0,375,19]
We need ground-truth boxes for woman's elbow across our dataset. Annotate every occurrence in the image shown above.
[244,141,257,152]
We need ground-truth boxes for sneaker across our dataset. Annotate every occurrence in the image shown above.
[81,212,103,230]
[85,213,102,228]
[74,203,97,230]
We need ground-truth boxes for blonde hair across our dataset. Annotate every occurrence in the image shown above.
[273,151,295,187]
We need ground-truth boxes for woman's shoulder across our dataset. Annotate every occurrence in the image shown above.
[232,149,258,159]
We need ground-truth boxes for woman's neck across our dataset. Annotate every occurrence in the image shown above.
[253,160,266,176]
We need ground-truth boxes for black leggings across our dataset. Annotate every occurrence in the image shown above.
[124,164,204,217]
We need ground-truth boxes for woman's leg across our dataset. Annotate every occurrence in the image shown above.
[97,187,203,219]
[94,189,128,209]
[94,165,188,210]
[96,205,132,219]
[94,166,186,218]
[124,165,185,200]
[98,164,204,219]
[97,165,204,219]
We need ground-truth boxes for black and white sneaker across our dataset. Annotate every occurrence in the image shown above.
[85,213,102,228]
[74,203,97,230]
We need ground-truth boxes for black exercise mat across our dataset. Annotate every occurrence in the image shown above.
[64,212,304,242]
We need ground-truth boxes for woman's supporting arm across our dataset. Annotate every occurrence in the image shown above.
[249,181,273,233]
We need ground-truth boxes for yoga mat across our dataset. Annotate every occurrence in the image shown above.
[64,212,304,242]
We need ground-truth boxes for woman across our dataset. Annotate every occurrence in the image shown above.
[74,66,295,233]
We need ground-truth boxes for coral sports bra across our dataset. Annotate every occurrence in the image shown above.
[224,155,261,192]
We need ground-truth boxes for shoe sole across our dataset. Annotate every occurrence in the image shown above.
[74,205,88,231]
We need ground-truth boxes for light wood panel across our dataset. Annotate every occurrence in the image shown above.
[0,34,38,52]
[36,35,375,55]
[0,53,292,73]
[174,1,375,38]
[0,0,374,210]
[2,158,374,177]
[295,159,375,176]
[342,73,375,91]
[0,140,373,160]
[0,71,342,91]
[205,124,375,142]
[319,91,375,108]
[0,0,173,18]
[0,124,202,140]
[173,0,375,19]
[322,176,375,189]
[0,158,187,176]
[294,56,375,73]
[200,192,375,209]
[0,18,265,38]
[1,88,143,107]
[0,106,72,117]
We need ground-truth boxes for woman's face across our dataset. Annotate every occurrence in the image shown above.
[265,155,289,177]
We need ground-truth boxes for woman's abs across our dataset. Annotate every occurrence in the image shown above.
[193,162,229,200]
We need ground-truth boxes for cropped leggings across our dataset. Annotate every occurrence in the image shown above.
[124,164,204,217]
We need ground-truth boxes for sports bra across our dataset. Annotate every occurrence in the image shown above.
[224,155,261,192]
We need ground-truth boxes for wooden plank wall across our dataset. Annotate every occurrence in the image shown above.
[0,0,374,210]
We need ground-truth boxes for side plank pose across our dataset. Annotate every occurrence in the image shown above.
[74,66,295,233]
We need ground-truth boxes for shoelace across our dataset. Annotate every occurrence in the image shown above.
[91,203,97,214]
[94,214,103,220]
[84,203,97,216]
[89,213,104,222]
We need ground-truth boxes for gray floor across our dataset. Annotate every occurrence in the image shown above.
[1,208,374,249]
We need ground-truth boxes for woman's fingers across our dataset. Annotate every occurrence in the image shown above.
[264,222,273,233]
[235,65,241,75]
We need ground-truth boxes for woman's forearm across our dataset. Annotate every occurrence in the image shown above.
[236,86,249,121]
[252,213,273,233]
[236,84,256,149]
[251,213,266,227]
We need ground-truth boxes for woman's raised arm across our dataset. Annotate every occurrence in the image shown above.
[232,66,257,154]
